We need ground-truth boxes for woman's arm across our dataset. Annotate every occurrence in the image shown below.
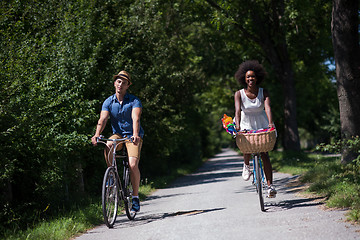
[263,89,275,128]
[234,90,242,131]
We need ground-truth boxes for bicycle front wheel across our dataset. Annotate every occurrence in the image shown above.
[254,155,265,211]
[123,167,136,220]
[102,167,119,228]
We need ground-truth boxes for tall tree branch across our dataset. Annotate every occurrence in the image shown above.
[204,0,262,44]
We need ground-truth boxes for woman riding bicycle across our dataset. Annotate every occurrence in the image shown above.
[234,60,277,197]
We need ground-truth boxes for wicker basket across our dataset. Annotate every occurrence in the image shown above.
[236,129,277,154]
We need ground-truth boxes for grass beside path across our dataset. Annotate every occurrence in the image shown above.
[2,200,103,240]
[270,150,360,223]
[2,161,203,240]
[2,184,156,240]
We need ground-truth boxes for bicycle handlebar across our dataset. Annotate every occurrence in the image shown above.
[96,135,133,143]
[236,127,276,135]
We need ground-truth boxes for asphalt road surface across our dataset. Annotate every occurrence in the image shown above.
[75,148,360,240]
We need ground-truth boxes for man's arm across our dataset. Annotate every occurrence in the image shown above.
[131,107,142,145]
[91,110,110,145]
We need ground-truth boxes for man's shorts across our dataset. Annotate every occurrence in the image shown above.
[109,134,143,159]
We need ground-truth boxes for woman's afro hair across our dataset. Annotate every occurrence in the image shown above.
[234,60,267,87]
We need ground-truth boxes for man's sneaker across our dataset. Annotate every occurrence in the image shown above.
[242,164,252,181]
[267,185,277,198]
[106,175,114,187]
[131,198,140,213]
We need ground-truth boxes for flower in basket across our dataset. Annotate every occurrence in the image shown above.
[221,114,237,136]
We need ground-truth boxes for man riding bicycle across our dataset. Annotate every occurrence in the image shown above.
[91,70,144,213]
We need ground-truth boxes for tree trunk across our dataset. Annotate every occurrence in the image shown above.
[76,162,85,195]
[4,180,13,203]
[331,0,360,164]
[253,0,301,151]
[279,61,301,151]
[262,42,301,151]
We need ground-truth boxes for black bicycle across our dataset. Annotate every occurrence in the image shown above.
[96,136,135,228]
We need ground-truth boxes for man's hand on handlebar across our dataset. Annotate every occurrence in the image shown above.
[131,135,141,145]
[91,135,103,146]
[91,135,98,146]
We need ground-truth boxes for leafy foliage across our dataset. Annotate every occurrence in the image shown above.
[201,0,336,148]
[0,0,340,235]
[270,149,360,222]
[0,0,220,234]
[310,136,360,221]
[316,136,360,155]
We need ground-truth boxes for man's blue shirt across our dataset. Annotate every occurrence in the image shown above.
[102,93,144,138]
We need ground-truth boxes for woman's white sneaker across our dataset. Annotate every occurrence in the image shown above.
[267,185,277,198]
[242,164,251,181]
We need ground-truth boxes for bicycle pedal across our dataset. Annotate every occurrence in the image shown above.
[129,211,137,218]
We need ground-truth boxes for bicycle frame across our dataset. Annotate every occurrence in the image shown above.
[236,128,276,212]
[252,154,265,186]
[98,136,131,198]
[97,136,135,227]
[251,153,266,211]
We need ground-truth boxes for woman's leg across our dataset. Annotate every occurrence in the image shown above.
[243,153,251,165]
[242,153,252,181]
[261,152,273,186]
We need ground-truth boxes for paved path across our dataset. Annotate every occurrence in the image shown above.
[76,148,360,240]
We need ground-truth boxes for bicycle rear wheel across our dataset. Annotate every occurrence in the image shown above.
[123,167,136,220]
[102,167,119,228]
[254,155,265,211]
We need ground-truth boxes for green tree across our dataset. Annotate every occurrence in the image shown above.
[1,0,219,232]
[0,0,339,234]
[0,0,126,230]
[201,0,334,150]
[113,0,215,176]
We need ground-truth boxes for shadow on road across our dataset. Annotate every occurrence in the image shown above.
[145,149,326,215]
[144,193,190,202]
[168,150,243,188]
[113,208,226,229]
[266,197,325,211]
